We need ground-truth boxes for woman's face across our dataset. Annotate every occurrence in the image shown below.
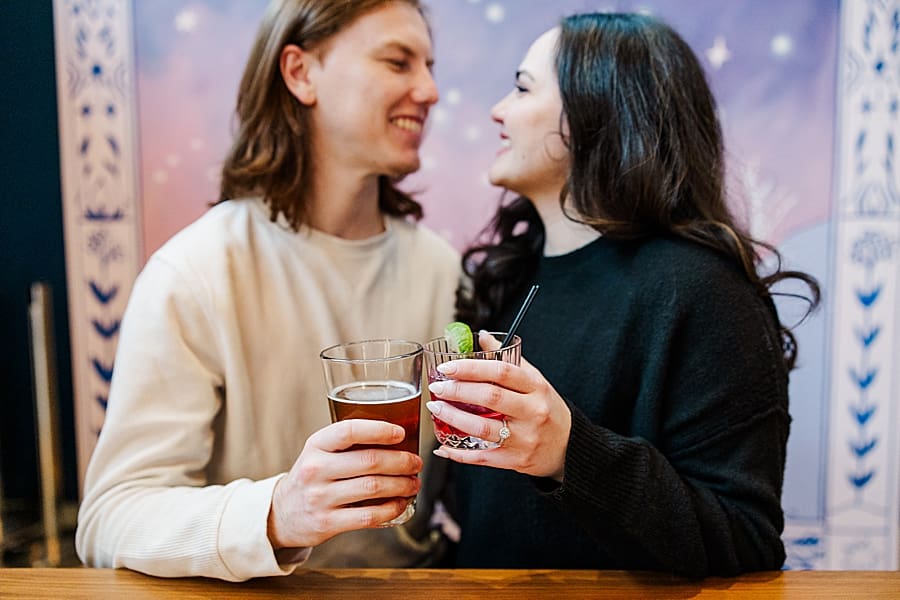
[489,27,568,203]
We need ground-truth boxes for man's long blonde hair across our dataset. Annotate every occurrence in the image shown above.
[218,0,426,230]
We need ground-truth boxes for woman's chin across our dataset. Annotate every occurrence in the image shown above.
[487,171,516,193]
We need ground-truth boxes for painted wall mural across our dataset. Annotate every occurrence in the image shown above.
[53,0,898,569]
[52,0,143,484]
[820,0,899,569]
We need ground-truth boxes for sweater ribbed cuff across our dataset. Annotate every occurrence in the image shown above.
[217,474,310,580]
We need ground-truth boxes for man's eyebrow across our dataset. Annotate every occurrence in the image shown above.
[377,40,435,67]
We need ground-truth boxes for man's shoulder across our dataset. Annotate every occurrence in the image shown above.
[389,218,459,264]
[154,198,268,263]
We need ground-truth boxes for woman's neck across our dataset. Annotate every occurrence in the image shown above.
[532,194,601,257]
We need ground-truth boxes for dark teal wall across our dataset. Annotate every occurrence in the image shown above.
[1,1,77,502]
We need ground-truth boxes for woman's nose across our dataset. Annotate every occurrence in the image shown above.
[490,93,511,123]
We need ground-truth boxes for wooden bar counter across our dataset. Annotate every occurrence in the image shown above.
[1,568,898,599]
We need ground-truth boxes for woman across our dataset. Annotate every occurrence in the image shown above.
[76,0,458,580]
[426,13,819,576]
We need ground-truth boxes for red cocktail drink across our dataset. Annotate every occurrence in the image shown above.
[424,333,521,450]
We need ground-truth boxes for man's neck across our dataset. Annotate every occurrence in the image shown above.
[305,170,384,240]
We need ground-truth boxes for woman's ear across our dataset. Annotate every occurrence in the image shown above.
[280,44,317,106]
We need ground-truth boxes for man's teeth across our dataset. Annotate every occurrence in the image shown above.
[393,118,422,133]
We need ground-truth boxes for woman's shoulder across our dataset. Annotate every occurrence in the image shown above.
[633,235,747,282]
[632,234,736,267]
[612,235,760,313]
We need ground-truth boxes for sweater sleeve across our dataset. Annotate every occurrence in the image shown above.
[543,275,790,577]
[75,256,308,580]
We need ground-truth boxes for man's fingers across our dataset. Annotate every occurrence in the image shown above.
[309,419,405,452]
[333,498,414,531]
[327,475,421,508]
[324,447,423,480]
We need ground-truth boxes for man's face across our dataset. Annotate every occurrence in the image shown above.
[303,2,438,180]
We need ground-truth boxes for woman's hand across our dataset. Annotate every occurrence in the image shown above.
[427,331,571,481]
[267,420,422,550]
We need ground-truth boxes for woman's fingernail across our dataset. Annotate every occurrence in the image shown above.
[437,362,457,375]
[428,381,447,396]
[425,400,441,415]
[433,448,449,459]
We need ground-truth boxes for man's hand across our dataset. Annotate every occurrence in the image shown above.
[267,419,422,550]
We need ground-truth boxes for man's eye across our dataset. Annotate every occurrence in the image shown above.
[387,59,409,70]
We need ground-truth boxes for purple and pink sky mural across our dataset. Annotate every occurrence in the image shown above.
[134,0,837,255]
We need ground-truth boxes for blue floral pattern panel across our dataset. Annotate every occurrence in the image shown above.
[823,0,900,570]
[52,0,142,484]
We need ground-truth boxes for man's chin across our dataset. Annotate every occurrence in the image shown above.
[382,160,421,180]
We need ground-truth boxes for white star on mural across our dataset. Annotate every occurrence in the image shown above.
[445,88,462,106]
[706,35,731,70]
[431,106,449,126]
[174,9,199,33]
[771,34,794,58]
[485,3,505,24]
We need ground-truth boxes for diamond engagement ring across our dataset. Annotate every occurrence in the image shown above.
[497,419,511,446]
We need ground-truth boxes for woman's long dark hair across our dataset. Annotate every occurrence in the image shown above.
[456,13,820,369]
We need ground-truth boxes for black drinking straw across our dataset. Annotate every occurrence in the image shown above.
[499,284,539,350]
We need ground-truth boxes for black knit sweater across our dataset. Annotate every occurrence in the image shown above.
[446,235,790,577]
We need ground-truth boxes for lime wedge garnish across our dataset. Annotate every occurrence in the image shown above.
[443,322,473,353]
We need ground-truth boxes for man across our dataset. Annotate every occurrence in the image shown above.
[76,0,458,581]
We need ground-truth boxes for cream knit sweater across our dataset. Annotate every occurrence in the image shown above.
[75,198,460,580]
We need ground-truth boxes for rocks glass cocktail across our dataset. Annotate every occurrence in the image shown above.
[424,333,521,450]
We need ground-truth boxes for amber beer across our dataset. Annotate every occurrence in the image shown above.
[327,380,421,453]
[319,339,423,526]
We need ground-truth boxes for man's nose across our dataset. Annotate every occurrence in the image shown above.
[411,69,439,105]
